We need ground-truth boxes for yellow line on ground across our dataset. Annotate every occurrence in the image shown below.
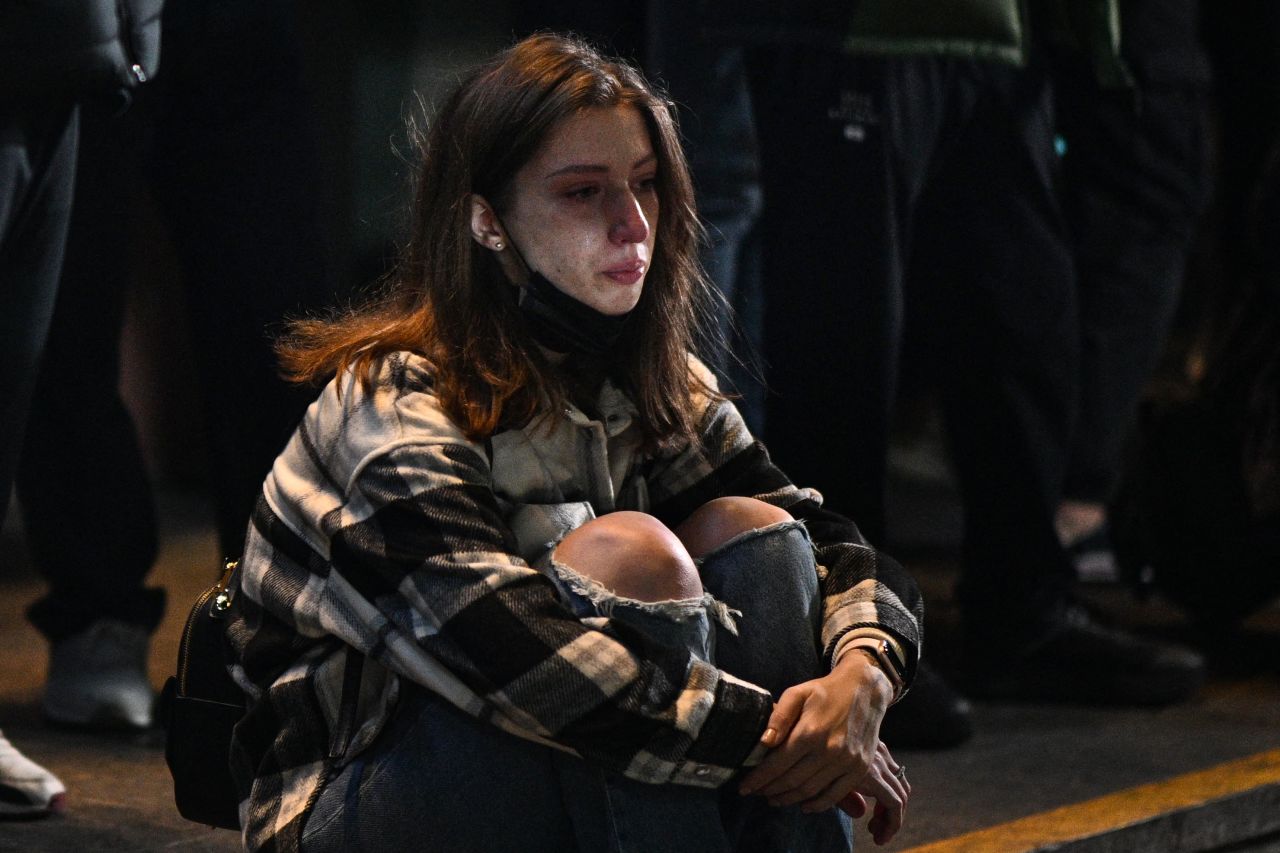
[901,748,1280,853]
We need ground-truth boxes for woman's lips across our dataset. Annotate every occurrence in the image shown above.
[603,262,645,285]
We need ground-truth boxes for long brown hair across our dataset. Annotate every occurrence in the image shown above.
[278,33,723,449]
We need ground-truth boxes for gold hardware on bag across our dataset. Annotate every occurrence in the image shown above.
[212,560,237,615]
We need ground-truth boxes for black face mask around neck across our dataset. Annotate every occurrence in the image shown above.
[518,269,633,356]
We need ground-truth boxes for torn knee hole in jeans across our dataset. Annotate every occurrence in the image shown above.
[694,518,813,562]
[695,517,829,583]
[547,559,742,635]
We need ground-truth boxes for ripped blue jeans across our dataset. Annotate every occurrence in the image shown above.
[300,520,852,853]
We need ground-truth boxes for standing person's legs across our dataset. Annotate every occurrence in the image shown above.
[750,49,972,749]
[751,48,905,539]
[0,98,78,816]
[16,100,163,730]
[917,60,1204,704]
[677,46,765,432]
[1053,5,1212,553]
[151,0,336,556]
[16,102,164,732]
[0,102,78,524]
[647,2,766,429]
[913,59,1079,648]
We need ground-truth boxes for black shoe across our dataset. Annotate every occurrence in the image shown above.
[963,605,1206,706]
[879,660,973,750]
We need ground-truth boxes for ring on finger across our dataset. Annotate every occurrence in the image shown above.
[894,765,907,782]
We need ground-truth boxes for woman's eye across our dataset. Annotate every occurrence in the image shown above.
[635,175,658,192]
[565,186,599,200]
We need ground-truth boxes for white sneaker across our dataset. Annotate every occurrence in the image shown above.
[43,620,155,730]
[0,730,65,817]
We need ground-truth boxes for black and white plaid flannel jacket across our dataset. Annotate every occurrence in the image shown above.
[226,352,922,852]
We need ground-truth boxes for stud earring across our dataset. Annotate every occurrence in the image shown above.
[494,241,505,251]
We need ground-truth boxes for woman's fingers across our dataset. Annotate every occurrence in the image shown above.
[760,687,806,747]
[750,732,876,807]
[744,728,867,802]
[878,741,910,802]
[868,801,894,846]
[773,755,906,845]
[742,687,907,842]
[739,687,810,795]
[762,759,844,806]
[741,736,909,847]
[739,741,806,797]
[799,769,863,814]
[838,791,869,818]
[855,747,907,845]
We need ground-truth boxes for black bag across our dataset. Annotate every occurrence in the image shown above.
[160,559,245,830]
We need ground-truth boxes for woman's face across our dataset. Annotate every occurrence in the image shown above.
[501,104,659,316]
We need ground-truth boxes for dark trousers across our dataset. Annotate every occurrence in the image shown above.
[1054,4,1212,502]
[0,102,78,527]
[17,0,333,641]
[751,50,1078,643]
[646,1,767,432]
[672,43,766,434]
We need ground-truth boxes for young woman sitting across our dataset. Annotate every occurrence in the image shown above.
[227,33,921,853]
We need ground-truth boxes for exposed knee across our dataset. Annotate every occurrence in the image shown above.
[553,512,702,602]
[674,496,794,559]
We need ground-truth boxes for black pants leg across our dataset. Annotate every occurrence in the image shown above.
[149,0,334,555]
[1055,70,1212,501]
[912,59,1079,643]
[17,0,333,638]
[17,102,165,640]
[752,50,935,541]
[0,102,78,527]
[754,50,1079,644]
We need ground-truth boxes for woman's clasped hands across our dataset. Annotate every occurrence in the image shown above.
[738,651,910,846]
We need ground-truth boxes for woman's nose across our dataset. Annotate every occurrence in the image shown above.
[607,190,650,244]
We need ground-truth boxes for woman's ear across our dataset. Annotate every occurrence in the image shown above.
[469,194,508,252]
[470,194,529,285]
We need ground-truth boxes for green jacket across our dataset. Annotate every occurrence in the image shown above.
[702,0,1130,86]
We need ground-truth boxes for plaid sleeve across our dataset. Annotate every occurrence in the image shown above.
[647,394,924,685]
[256,436,772,789]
